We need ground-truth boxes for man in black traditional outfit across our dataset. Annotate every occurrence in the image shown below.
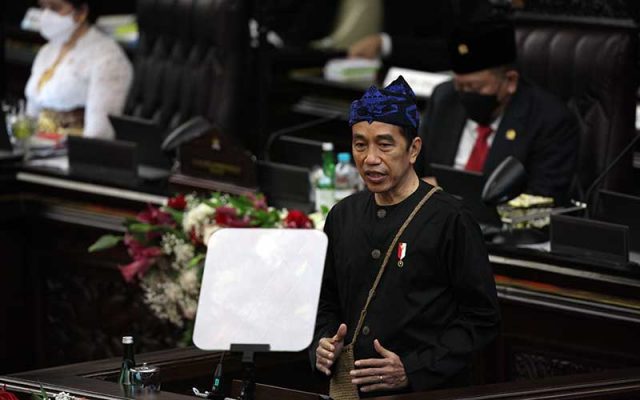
[311,76,501,397]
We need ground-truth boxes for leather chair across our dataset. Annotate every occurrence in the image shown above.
[514,15,638,200]
[125,0,249,144]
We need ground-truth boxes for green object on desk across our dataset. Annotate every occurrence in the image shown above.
[12,117,36,140]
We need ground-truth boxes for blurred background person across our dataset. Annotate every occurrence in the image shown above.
[417,21,579,204]
[347,0,508,72]
[25,0,132,139]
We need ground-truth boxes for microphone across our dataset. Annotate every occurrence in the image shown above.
[192,351,226,400]
[584,132,640,218]
[210,351,225,396]
[481,156,527,205]
[262,114,342,161]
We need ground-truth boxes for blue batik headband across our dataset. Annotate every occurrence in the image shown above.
[348,76,419,134]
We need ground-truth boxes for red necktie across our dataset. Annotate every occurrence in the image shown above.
[465,124,493,172]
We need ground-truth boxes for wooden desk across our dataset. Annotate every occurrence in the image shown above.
[2,347,640,400]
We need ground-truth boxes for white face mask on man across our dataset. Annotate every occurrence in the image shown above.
[39,8,79,44]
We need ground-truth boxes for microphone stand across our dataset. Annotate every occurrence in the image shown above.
[584,133,640,218]
[262,114,342,161]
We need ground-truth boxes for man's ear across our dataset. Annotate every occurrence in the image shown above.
[409,136,422,163]
[505,70,520,95]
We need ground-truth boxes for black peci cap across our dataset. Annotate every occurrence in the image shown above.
[449,21,517,74]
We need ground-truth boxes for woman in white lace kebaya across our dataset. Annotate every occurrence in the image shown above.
[25,0,133,139]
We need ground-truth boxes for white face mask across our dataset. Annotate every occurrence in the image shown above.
[39,8,79,44]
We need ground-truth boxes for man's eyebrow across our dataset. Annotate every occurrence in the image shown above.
[375,133,396,142]
[352,133,366,140]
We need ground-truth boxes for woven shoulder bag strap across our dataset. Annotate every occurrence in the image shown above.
[351,185,442,345]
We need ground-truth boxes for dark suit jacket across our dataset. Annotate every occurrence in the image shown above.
[417,79,580,203]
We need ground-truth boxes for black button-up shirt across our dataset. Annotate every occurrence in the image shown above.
[312,181,500,396]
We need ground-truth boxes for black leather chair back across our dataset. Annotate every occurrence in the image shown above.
[514,15,638,198]
[126,0,249,141]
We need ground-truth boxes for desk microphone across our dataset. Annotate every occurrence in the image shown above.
[211,351,225,395]
[584,132,640,218]
[192,351,226,400]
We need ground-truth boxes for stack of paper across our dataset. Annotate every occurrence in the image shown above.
[324,58,381,82]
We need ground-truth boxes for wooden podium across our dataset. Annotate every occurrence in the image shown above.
[231,380,328,400]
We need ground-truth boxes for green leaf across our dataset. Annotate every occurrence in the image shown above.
[123,216,139,227]
[31,384,47,400]
[188,254,205,268]
[252,209,279,227]
[164,208,184,226]
[128,223,160,233]
[88,235,123,252]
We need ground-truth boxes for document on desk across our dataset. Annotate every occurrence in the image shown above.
[384,67,451,98]
[26,156,69,172]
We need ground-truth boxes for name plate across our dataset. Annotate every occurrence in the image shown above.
[383,67,451,98]
[178,126,257,188]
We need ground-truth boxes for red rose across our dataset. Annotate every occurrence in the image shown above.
[284,210,314,229]
[168,194,187,210]
[215,206,251,227]
[137,204,175,226]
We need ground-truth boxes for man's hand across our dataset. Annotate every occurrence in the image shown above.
[350,339,409,393]
[348,34,383,59]
[315,323,348,376]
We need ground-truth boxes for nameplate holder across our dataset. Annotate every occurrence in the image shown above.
[550,214,629,266]
[177,126,257,188]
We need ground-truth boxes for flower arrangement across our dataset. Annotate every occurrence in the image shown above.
[90,192,321,334]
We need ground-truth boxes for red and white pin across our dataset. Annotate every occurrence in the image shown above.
[397,242,407,267]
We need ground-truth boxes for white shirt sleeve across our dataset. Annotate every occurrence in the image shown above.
[380,32,392,58]
[83,47,133,139]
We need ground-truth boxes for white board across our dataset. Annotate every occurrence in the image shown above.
[193,228,328,352]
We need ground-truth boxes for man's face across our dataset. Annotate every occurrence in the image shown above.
[351,121,421,195]
[453,68,518,104]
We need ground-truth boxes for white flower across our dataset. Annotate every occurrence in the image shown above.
[180,297,198,320]
[163,281,183,302]
[54,392,76,400]
[202,224,221,245]
[183,203,215,240]
[308,212,325,231]
[178,268,200,294]
[173,241,195,267]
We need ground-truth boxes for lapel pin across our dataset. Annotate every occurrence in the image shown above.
[506,129,517,141]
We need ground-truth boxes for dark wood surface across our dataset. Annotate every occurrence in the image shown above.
[3,346,640,400]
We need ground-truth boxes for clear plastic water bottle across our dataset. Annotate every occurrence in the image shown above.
[335,152,359,201]
[311,143,336,212]
[315,174,334,213]
[322,142,336,182]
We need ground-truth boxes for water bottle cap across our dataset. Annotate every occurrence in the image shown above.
[122,336,134,344]
[322,142,334,151]
[337,152,351,162]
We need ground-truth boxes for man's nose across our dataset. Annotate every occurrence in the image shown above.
[364,148,382,164]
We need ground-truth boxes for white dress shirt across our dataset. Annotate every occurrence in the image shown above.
[453,117,502,170]
[25,27,133,139]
